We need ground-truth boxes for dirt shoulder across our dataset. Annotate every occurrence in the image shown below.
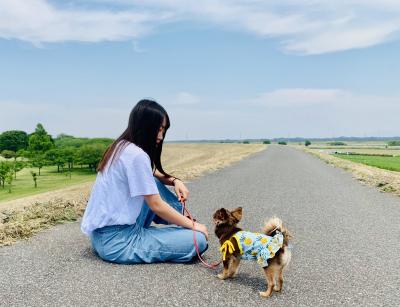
[298,146,400,197]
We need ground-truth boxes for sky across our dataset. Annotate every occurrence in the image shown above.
[0,0,399,141]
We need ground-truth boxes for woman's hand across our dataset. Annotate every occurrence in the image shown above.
[193,222,209,240]
[173,179,189,204]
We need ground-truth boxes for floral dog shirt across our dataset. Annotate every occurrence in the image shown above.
[220,230,284,267]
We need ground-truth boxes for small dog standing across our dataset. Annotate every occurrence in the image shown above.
[213,207,292,298]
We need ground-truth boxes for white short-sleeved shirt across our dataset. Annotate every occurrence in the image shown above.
[80,142,159,236]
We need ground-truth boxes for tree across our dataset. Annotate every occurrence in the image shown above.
[31,153,46,176]
[45,148,66,172]
[76,144,107,171]
[0,162,13,188]
[27,124,54,175]
[62,148,76,171]
[30,171,38,188]
[5,172,13,193]
[13,160,25,179]
[0,130,28,152]
[305,140,311,146]
[28,124,54,153]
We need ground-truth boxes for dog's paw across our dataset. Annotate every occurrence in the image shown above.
[217,273,227,280]
[259,291,272,298]
[273,285,282,292]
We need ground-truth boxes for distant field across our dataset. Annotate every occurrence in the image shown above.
[306,141,400,156]
[333,154,400,172]
[317,148,400,156]
[301,141,400,172]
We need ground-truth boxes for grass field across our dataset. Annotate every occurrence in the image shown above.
[333,154,400,172]
[0,166,96,202]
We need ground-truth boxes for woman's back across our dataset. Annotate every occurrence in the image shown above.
[80,142,159,236]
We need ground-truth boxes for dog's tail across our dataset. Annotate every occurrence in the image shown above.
[262,217,292,246]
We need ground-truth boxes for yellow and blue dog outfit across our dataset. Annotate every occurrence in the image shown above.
[220,231,283,267]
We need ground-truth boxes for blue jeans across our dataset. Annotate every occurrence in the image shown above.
[90,178,208,264]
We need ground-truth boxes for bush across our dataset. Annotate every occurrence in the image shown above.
[327,141,347,146]
[242,141,250,144]
[1,150,16,159]
[278,141,287,145]
[387,141,400,146]
[305,140,311,146]
[263,140,271,144]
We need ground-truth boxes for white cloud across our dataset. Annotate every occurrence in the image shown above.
[110,0,400,54]
[1,0,400,54]
[173,92,200,105]
[0,0,173,44]
[252,88,347,107]
[285,23,400,55]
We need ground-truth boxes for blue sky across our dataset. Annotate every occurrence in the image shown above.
[1,0,400,140]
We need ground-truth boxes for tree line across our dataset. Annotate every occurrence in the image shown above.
[0,124,112,192]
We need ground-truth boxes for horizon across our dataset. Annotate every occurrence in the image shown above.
[3,126,400,143]
[1,1,400,140]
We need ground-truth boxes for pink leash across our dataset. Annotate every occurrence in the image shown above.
[181,201,221,269]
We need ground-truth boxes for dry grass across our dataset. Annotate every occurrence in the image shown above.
[0,143,266,246]
[0,198,87,246]
[161,143,266,180]
[300,146,400,197]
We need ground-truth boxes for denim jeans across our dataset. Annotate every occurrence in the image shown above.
[90,178,208,264]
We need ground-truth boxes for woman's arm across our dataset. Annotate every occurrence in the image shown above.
[153,169,175,186]
[153,169,189,203]
[144,194,208,240]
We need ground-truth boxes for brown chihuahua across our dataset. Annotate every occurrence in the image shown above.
[213,207,292,298]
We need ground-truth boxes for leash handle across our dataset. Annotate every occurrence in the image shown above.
[182,201,221,269]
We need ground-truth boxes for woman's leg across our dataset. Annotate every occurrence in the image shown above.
[152,177,184,225]
[91,224,207,264]
[132,178,183,228]
[132,226,208,263]
[91,178,207,264]
[103,224,207,264]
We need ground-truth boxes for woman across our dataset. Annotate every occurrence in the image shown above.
[81,99,208,264]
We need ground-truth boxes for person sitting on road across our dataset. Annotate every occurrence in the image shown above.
[80,99,208,264]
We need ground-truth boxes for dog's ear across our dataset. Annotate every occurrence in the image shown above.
[231,207,242,223]
[219,208,229,219]
[213,208,229,221]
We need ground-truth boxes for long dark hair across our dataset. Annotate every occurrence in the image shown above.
[97,99,172,178]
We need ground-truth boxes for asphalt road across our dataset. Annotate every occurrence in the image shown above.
[1,145,399,306]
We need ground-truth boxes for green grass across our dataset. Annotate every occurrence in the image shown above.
[333,154,400,172]
[0,166,96,203]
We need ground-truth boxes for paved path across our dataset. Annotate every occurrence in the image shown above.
[1,145,399,306]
